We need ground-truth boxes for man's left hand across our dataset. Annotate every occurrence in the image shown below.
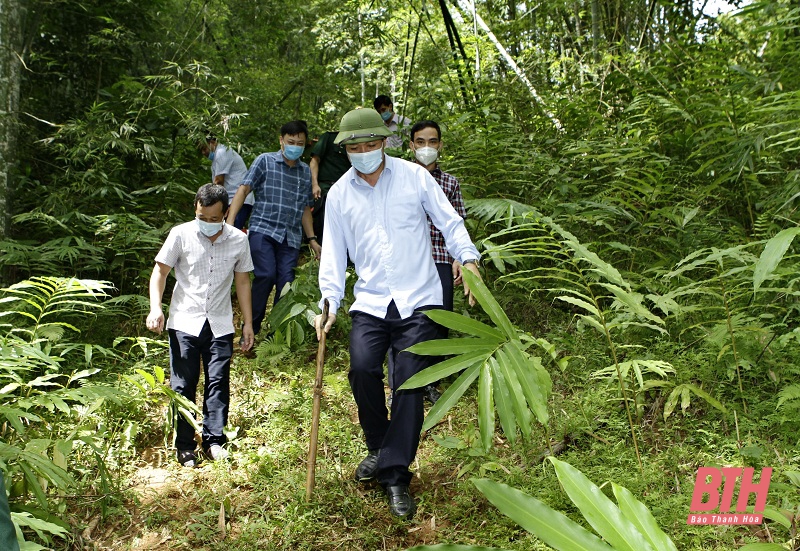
[462,262,482,307]
[240,322,255,351]
[310,241,322,260]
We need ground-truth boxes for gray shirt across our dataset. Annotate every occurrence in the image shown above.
[155,221,254,337]
[212,144,254,206]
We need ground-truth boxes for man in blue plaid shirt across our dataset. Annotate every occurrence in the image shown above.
[227,121,322,335]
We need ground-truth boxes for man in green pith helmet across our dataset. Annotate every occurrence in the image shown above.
[314,107,482,520]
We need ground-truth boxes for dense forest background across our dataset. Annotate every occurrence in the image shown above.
[3,0,800,549]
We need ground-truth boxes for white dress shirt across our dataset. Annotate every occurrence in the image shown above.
[319,155,480,319]
[156,222,254,337]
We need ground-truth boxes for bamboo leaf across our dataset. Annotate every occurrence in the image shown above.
[400,350,490,390]
[612,483,678,551]
[753,228,800,293]
[422,363,481,431]
[504,343,551,425]
[472,478,613,551]
[423,309,506,341]
[550,458,655,551]
[462,270,517,341]
[494,347,533,438]
[405,338,499,356]
[490,359,518,445]
[555,296,601,318]
[478,361,495,452]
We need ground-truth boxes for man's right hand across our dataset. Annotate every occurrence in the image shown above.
[314,312,336,340]
[146,309,165,334]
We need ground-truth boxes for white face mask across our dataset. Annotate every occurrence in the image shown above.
[414,146,439,166]
[196,218,224,237]
[348,147,384,175]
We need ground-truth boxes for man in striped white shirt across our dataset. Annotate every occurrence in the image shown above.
[147,184,254,467]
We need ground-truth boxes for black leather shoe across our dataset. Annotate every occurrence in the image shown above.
[424,384,442,405]
[386,485,416,520]
[354,451,379,482]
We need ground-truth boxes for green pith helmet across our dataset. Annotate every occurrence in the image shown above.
[334,108,393,145]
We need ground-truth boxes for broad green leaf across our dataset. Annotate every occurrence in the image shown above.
[10,511,68,540]
[556,296,600,317]
[400,350,490,390]
[462,270,517,341]
[753,228,800,293]
[494,347,533,438]
[423,309,505,341]
[504,343,550,425]
[784,471,800,487]
[405,338,499,356]
[579,315,605,334]
[550,458,655,551]
[612,483,677,551]
[422,363,481,431]
[478,361,495,452]
[761,505,791,530]
[663,386,682,420]
[490,361,518,445]
[431,435,466,449]
[472,478,613,551]
[683,383,727,413]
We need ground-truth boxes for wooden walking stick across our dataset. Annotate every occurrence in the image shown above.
[305,299,329,501]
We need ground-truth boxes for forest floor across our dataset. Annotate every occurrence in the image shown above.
[74,331,789,551]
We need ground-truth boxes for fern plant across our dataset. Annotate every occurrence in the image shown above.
[0,277,129,548]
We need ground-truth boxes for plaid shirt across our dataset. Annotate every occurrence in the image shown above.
[242,151,312,249]
[155,222,254,337]
[428,167,466,264]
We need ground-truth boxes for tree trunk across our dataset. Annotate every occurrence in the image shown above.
[591,0,600,62]
[0,0,24,239]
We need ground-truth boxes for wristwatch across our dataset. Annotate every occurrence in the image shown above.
[307,235,318,243]
[463,259,480,267]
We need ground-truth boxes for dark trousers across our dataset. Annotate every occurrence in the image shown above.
[249,231,300,334]
[169,321,233,451]
[233,203,253,230]
[435,262,454,339]
[349,301,440,487]
[387,262,454,386]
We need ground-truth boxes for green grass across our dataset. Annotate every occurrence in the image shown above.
[63,337,792,551]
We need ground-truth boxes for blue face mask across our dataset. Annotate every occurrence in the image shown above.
[348,147,384,175]
[283,144,304,161]
[380,110,393,122]
[207,151,215,161]
[196,218,224,237]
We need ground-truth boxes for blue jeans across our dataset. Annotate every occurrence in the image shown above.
[169,321,233,451]
[249,231,300,334]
